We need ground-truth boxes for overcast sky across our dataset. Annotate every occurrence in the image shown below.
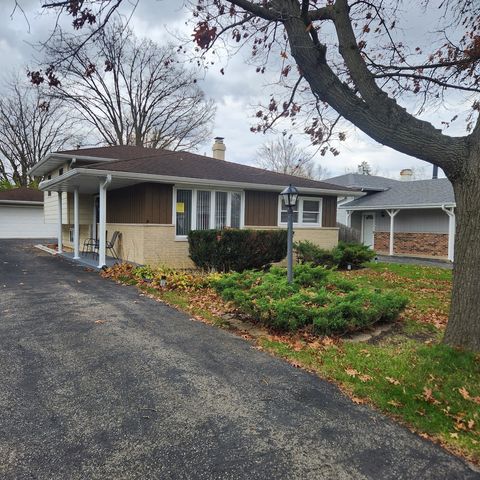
[1,0,470,179]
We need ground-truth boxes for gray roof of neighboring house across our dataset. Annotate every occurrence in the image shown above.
[326,173,398,191]
[339,177,455,209]
[0,187,43,203]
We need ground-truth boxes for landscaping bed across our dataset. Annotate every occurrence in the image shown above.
[101,261,480,464]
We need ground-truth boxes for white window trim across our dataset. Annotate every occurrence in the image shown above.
[278,196,323,228]
[173,186,245,240]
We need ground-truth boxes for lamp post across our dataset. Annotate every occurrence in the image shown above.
[280,184,299,283]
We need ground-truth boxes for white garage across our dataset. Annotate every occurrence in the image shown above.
[0,187,56,239]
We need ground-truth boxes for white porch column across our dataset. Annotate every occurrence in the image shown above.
[97,176,112,268]
[386,209,400,256]
[57,192,63,253]
[345,210,352,228]
[73,188,80,259]
[442,206,455,262]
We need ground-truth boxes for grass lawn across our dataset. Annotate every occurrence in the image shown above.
[102,261,480,464]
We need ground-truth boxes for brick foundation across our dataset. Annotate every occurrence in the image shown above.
[374,232,448,257]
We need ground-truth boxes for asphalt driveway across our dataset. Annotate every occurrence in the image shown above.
[0,239,478,480]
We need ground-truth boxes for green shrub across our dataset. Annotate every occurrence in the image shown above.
[333,241,376,269]
[188,229,287,272]
[213,264,407,334]
[295,240,336,268]
[294,240,375,270]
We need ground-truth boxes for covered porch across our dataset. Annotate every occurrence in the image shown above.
[41,170,146,268]
[345,205,456,261]
[59,250,120,269]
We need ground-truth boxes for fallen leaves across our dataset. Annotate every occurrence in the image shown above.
[422,387,441,405]
[458,387,480,405]
[387,399,403,408]
[344,368,372,382]
[385,376,401,385]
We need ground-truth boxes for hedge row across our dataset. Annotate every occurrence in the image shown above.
[188,229,287,272]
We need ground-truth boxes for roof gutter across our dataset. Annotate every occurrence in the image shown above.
[340,203,456,210]
[0,200,44,206]
[28,153,119,177]
[39,168,363,197]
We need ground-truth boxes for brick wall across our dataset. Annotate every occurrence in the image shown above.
[374,232,448,257]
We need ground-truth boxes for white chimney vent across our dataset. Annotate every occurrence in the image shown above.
[212,137,226,160]
[400,168,413,181]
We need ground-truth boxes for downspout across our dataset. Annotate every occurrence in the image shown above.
[441,204,455,262]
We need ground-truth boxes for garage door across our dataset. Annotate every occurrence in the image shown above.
[0,205,57,238]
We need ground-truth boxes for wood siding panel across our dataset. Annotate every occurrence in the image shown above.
[245,191,338,227]
[107,184,146,223]
[144,183,173,224]
[244,190,278,226]
[107,183,173,224]
[322,195,337,227]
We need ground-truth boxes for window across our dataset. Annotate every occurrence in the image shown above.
[215,191,228,229]
[59,168,64,176]
[47,175,51,197]
[279,197,322,226]
[175,188,243,237]
[196,190,211,230]
[231,192,241,228]
[302,200,320,224]
[176,189,192,236]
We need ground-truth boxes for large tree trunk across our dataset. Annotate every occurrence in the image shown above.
[444,152,480,352]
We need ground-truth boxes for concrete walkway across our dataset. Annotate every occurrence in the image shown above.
[0,239,476,479]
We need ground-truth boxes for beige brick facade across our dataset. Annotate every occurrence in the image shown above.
[63,222,339,268]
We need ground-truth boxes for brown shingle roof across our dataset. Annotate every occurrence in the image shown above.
[0,187,43,202]
[58,145,355,191]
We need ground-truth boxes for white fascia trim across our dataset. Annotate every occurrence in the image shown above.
[0,200,44,206]
[339,203,456,211]
[29,153,119,176]
[39,167,362,197]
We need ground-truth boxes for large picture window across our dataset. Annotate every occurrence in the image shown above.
[175,188,243,237]
[176,189,192,236]
[279,197,322,227]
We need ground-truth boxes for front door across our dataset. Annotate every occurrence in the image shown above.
[362,214,374,248]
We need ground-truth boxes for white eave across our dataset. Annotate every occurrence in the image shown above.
[0,200,43,206]
[28,153,118,177]
[38,167,364,197]
[339,203,456,210]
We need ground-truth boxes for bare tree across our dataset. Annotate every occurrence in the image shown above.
[36,0,480,349]
[0,79,76,186]
[42,21,215,151]
[258,136,311,177]
[257,136,330,179]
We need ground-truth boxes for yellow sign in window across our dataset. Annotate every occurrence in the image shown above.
[176,202,185,213]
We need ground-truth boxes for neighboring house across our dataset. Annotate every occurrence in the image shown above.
[29,139,359,268]
[326,172,455,261]
[0,187,57,239]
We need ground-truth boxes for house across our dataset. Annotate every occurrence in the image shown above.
[0,187,57,239]
[326,171,455,261]
[28,139,360,268]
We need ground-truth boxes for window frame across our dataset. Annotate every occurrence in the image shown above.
[278,196,323,228]
[173,186,245,240]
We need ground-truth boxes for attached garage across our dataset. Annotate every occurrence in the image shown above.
[0,187,56,239]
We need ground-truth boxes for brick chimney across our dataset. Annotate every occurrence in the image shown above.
[212,137,226,160]
[400,168,413,181]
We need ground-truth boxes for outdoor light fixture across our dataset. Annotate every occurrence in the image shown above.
[280,184,299,209]
[280,184,299,284]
